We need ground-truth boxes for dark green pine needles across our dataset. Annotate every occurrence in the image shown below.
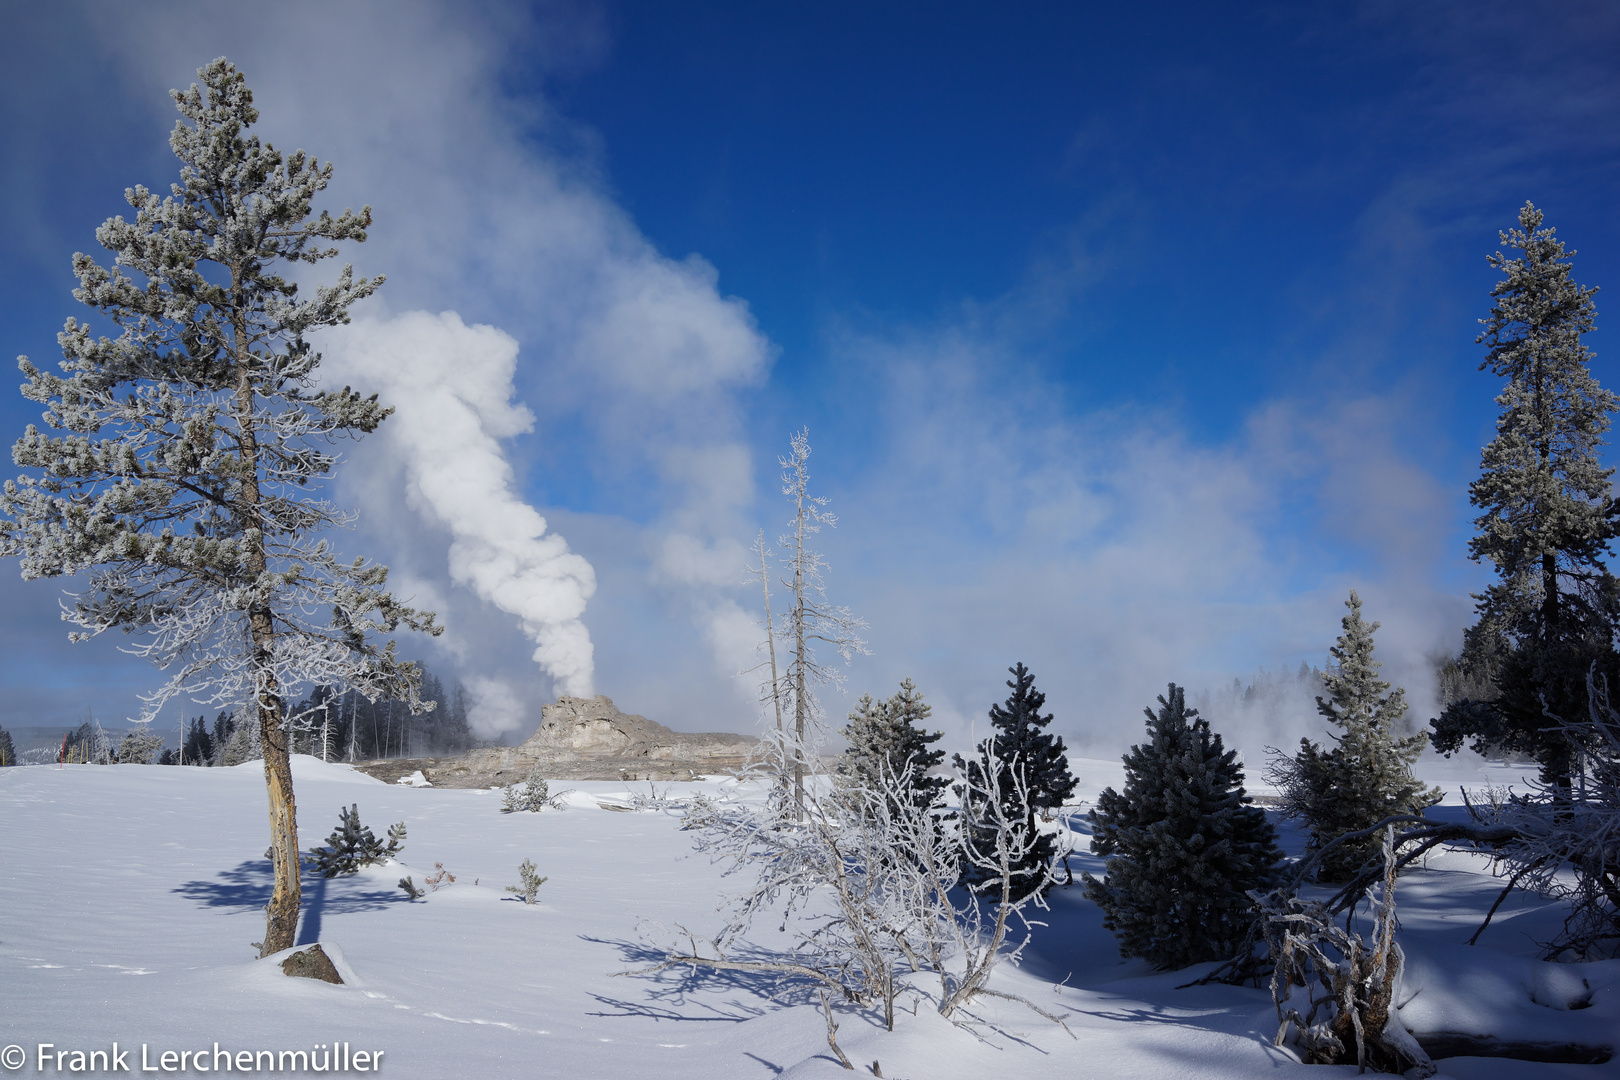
[955,663,1076,900]
[1085,684,1281,971]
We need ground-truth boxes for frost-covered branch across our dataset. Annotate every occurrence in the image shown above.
[629,733,1069,1036]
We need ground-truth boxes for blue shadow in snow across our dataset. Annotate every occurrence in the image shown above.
[173,860,402,928]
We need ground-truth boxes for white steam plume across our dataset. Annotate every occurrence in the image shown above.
[323,311,597,698]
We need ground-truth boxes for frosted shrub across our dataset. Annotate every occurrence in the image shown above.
[506,859,548,904]
[501,767,570,812]
[305,804,406,877]
[639,731,1071,1035]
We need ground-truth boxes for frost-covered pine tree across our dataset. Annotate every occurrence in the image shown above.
[0,723,15,767]
[0,59,438,956]
[1275,591,1442,882]
[955,663,1076,899]
[1433,202,1620,793]
[116,725,165,764]
[1084,684,1281,970]
[838,678,948,814]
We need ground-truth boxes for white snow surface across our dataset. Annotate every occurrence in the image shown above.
[1,754,1616,1078]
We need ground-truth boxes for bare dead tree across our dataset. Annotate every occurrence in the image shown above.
[743,529,786,735]
[626,732,1071,1038]
[776,430,867,819]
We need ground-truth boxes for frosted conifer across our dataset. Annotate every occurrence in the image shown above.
[305,804,405,877]
[0,724,15,767]
[1084,684,1281,970]
[1433,202,1620,792]
[954,663,1076,899]
[0,59,438,955]
[1276,592,1441,881]
[116,725,165,764]
[838,678,947,813]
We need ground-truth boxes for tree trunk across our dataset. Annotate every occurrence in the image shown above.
[234,334,301,958]
[792,497,808,821]
[794,598,807,821]
[258,666,300,956]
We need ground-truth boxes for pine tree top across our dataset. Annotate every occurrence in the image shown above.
[1317,590,1408,739]
[1479,202,1601,385]
[978,662,1075,810]
[1101,683,1256,826]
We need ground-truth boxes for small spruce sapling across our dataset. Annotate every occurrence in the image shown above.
[507,859,548,904]
[500,767,571,812]
[1084,684,1283,970]
[397,876,424,900]
[305,804,406,877]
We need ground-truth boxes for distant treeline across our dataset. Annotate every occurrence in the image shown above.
[0,666,480,768]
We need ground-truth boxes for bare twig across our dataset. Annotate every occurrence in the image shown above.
[820,989,854,1070]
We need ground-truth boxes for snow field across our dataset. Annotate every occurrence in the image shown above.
[1,755,1616,1078]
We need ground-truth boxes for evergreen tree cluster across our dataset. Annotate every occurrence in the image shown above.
[835,664,1074,902]
[55,721,113,764]
[311,670,475,761]
[0,723,15,767]
[145,664,475,767]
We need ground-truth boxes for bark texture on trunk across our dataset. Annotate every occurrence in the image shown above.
[258,689,301,956]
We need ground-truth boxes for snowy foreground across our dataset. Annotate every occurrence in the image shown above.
[2,755,1617,1078]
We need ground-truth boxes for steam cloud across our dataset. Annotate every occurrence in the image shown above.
[323,311,597,699]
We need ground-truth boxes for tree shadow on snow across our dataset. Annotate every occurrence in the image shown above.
[174,861,401,927]
[582,934,822,1023]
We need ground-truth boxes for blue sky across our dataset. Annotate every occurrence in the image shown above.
[2,1,1618,759]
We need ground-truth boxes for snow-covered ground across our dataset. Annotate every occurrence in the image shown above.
[2,755,1616,1078]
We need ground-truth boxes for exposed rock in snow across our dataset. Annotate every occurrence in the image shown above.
[280,944,343,984]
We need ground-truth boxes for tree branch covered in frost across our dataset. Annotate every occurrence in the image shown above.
[628,731,1071,1036]
[774,430,868,817]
